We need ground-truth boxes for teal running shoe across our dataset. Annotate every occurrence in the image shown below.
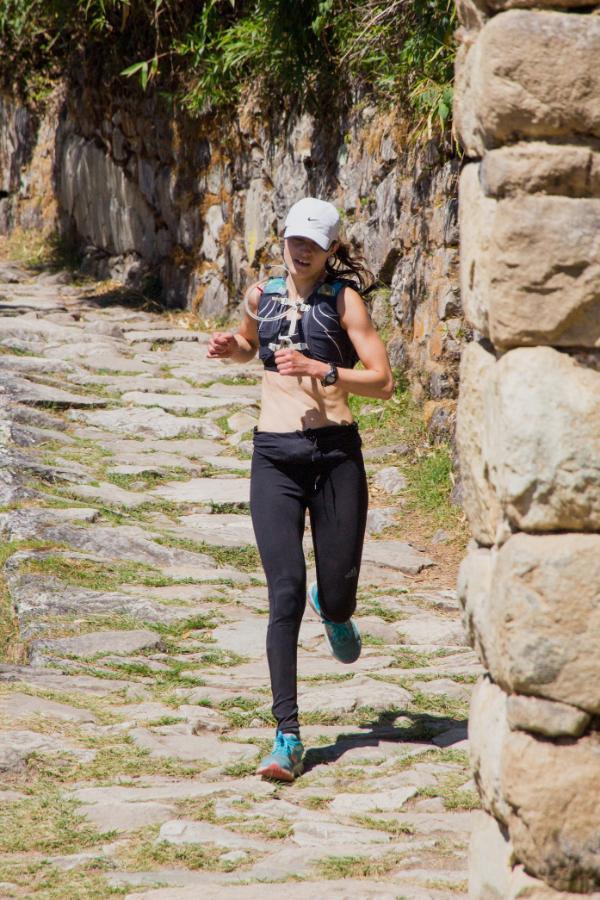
[307,581,362,664]
[256,731,304,782]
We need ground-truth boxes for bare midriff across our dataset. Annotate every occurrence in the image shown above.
[257,369,354,432]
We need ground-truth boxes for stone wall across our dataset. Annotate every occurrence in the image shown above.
[0,83,462,425]
[454,2,600,897]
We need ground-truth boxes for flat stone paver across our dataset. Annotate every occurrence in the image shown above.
[0,692,96,723]
[120,390,239,413]
[152,477,251,505]
[30,629,165,660]
[175,513,255,546]
[0,262,474,899]
[361,539,435,574]
[129,729,260,764]
[70,406,214,438]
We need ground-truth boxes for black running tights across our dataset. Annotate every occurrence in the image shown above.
[250,425,368,736]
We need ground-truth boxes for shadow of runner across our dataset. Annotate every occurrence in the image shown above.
[302,711,468,773]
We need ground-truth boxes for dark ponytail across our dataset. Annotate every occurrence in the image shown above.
[325,239,376,294]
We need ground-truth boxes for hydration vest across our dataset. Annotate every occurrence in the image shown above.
[256,276,360,372]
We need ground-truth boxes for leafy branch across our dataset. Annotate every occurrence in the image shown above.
[1,0,457,135]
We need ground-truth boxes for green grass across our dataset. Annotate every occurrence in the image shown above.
[114,825,223,872]
[99,659,205,689]
[27,733,211,784]
[301,795,331,810]
[361,633,386,647]
[215,414,234,435]
[0,563,20,662]
[208,502,250,515]
[416,769,480,811]
[0,539,81,663]
[222,758,258,778]
[357,599,406,623]
[0,228,80,272]
[155,533,261,572]
[410,445,454,518]
[218,696,261,712]
[27,480,186,525]
[0,344,39,356]
[409,689,469,719]
[390,648,437,669]
[202,375,259,387]
[0,784,113,855]
[195,648,247,668]
[0,860,127,899]
[95,498,184,525]
[351,814,414,836]
[297,672,354,684]
[237,818,293,839]
[104,468,191,491]
[151,614,217,637]
[351,373,463,535]
[318,850,408,879]
[19,554,192,591]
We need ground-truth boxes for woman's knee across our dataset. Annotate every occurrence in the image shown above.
[320,587,356,623]
[268,574,306,624]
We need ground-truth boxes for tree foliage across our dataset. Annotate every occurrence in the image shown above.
[0,0,456,132]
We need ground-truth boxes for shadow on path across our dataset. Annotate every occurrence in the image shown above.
[303,711,468,773]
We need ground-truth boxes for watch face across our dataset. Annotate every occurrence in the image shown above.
[323,367,338,385]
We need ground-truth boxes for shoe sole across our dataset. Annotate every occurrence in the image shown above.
[256,761,303,782]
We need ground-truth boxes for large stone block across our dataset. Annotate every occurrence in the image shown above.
[507,695,591,739]
[485,348,600,531]
[455,11,600,156]
[457,543,497,670]
[455,340,502,544]
[508,865,600,899]
[469,810,514,899]
[480,144,600,199]
[458,164,494,336]
[459,164,600,349]
[489,532,600,714]
[489,0,596,7]
[469,675,510,824]
[457,0,594,33]
[455,0,488,31]
[502,730,600,892]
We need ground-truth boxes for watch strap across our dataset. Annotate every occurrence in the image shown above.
[320,364,338,387]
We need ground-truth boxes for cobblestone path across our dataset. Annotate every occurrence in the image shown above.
[0,262,480,899]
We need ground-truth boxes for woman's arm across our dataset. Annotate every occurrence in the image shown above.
[274,286,394,400]
[206,284,260,363]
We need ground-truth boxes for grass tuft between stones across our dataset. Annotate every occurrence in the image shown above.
[0,783,115,855]
[318,849,409,879]
[155,532,261,572]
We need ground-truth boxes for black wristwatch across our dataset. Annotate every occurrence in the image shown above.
[320,364,338,387]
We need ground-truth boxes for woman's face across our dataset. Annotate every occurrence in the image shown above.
[283,236,335,279]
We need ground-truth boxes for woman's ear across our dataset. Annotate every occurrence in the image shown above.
[328,240,340,255]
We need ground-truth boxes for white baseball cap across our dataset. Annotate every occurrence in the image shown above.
[283,197,340,250]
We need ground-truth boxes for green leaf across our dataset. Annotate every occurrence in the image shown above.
[120,60,147,77]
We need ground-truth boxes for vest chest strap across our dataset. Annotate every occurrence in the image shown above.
[268,339,309,352]
[272,297,311,313]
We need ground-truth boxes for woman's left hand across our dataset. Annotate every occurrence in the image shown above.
[274,348,323,378]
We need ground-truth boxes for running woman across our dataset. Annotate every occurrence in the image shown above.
[207,197,394,781]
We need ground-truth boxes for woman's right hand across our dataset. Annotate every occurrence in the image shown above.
[207,332,238,359]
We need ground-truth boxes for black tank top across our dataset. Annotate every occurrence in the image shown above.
[256,276,359,372]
